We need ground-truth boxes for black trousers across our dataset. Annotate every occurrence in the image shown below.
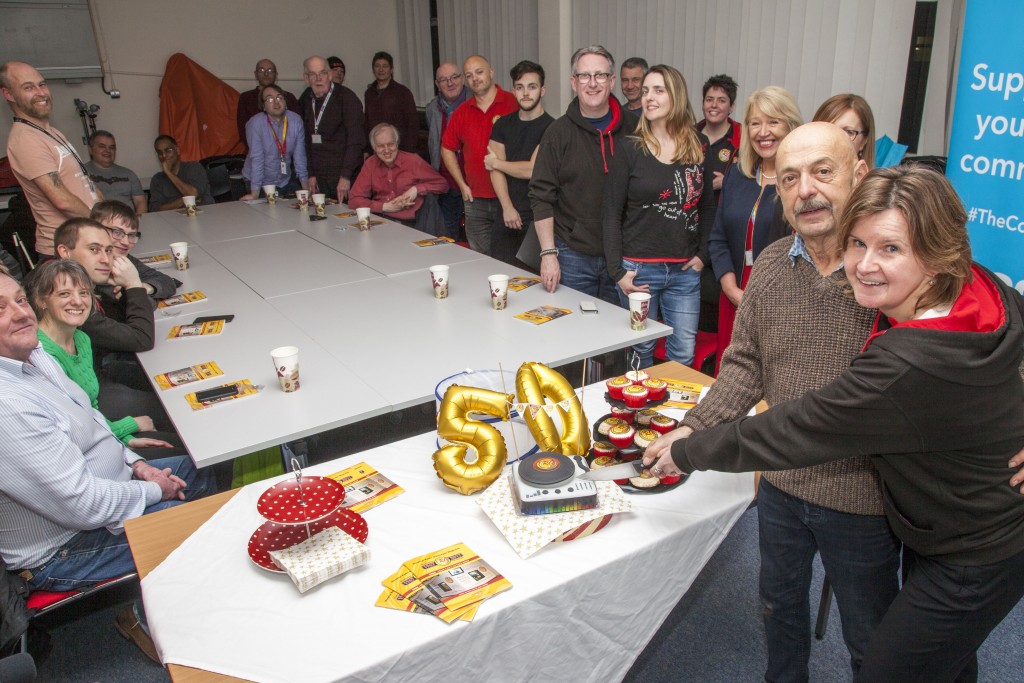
[856,544,1024,683]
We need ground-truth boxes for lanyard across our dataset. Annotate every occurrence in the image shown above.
[311,83,334,135]
[267,113,288,158]
[13,117,92,185]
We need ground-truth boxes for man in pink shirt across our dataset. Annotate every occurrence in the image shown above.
[348,123,447,227]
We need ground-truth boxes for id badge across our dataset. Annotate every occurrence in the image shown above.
[745,249,754,266]
[311,134,322,144]
[280,160,288,175]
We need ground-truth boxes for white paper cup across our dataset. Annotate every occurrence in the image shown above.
[313,193,326,216]
[182,195,197,216]
[295,190,309,209]
[628,292,652,331]
[170,242,189,271]
[488,274,509,310]
[356,207,371,223]
[270,346,300,392]
[262,184,277,204]
[429,265,450,299]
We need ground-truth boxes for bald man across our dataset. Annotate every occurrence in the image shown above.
[440,55,517,254]
[301,55,364,201]
[235,58,300,143]
[425,62,469,239]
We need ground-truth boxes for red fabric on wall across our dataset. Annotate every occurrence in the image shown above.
[158,53,245,160]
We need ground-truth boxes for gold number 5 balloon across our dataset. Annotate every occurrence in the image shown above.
[432,384,514,495]
[515,362,590,456]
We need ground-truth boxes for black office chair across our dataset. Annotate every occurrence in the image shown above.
[200,155,246,202]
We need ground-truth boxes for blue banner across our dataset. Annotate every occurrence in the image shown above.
[945,0,1024,294]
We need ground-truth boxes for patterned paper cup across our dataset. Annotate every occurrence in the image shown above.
[182,195,197,217]
[296,190,309,209]
[488,274,509,310]
[430,265,450,299]
[262,184,278,204]
[170,242,189,271]
[271,346,300,392]
[313,193,326,216]
[628,292,652,331]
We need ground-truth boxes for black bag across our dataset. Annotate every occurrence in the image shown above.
[0,558,29,655]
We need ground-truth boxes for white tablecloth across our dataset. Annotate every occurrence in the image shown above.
[141,386,755,683]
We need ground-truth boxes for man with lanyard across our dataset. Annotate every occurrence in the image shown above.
[240,84,309,200]
[2,61,99,259]
[301,55,364,202]
[235,59,301,146]
[425,62,468,240]
[441,55,518,255]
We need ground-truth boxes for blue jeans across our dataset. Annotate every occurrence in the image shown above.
[25,456,217,592]
[464,197,499,254]
[437,188,464,240]
[555,239,618,305]
[617,259,700,368]
[757,479,901,683]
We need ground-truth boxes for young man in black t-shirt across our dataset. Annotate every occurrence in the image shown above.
[485,60,554,266]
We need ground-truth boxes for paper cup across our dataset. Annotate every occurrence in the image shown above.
[313,193,326,217]
[628,292,652,331]
[270,346,300,392]
[429,265,449,300]
[356,207,371,225]
[488,274,509,310]
[170,242,189,271]
[182,195,197,217]
[296,190,309,210]
[263,185,277,205]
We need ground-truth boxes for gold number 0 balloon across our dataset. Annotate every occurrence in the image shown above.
[432,384,514,495]
[515,362,590,455]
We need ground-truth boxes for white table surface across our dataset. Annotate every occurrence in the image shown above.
[147,201,294,245]
[140,385,756,683]
[134,212,189,256]
[136,246,390,466]
[199,231,383,298]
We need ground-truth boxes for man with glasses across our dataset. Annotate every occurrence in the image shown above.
[239,84,309,200]
[425,62,468,239]
[619,57,647,113]
[441,55,518,254]
[301,55,364,201]
[236,59,300,144]
[529,45,638,304]
[148,135,214,212]
[85,130,147,215]
[90,200,177,304]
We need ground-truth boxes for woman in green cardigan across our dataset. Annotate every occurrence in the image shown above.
[24,259,185,455]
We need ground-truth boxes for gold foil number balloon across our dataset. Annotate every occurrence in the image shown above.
[432,384,514,495]
[515,362,590,455]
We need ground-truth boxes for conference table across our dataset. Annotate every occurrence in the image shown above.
[133,201,671,467]
[125,362,761,683]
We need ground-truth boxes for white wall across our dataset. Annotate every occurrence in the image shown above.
[2,0,403,182]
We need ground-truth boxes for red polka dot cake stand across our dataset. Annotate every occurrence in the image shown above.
[248,460,369,572]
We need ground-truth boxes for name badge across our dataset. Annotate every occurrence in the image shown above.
[311,134,322,144]
[280,160,288,175]
[745,250,754,266]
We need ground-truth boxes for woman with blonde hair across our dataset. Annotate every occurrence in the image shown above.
[814,93,876,168]
[603,64,715,367]
[708,86,802,369]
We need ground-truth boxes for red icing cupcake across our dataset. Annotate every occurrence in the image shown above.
[622,384,649,408]
[649,415,678,435]
[642,377,667,401]
[592,441,618,459]
[659,473,682,485]
[607,423,636,449]
[610,405,634,423]
[605,376,631,400]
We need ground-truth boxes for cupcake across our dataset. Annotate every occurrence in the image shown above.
[592,441,618,459]
[610,405,634,423]
[635,408,658,426]
[622,384,649,408]
[590,455,619,469]
[649,415,678,435]
[617,447,641,462]
[633,428,659,449]
[629,471,660,489]
[642,377,668,401]
[605,376,632,400]
[598,417,628,436]
[625,370,650,385]
[659,473,683,485]
[607,423,636,449]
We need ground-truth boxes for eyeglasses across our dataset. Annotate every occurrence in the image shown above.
[155,146,176,156]
[436,74,462,85]
[307,70,330,80]
[105,227,141,242]
[263,95,284,104]
[256,67,276,74]
[843,128,868,140]
[573,72,612,84]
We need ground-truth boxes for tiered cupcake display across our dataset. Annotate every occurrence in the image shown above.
[247,463,370,583]
[589,370,687,492]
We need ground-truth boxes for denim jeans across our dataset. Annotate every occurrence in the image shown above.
[464,197,499,254]
[554,239,618,305]
[437,188,464,240]
[757,479,901,683]
[25,456,217,592]
[617,259,700,368]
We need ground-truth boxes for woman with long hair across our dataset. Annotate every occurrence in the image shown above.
[602,64,715,367]
[814,93,876,168]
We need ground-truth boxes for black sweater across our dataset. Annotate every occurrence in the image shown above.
[672,264,1024,565]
